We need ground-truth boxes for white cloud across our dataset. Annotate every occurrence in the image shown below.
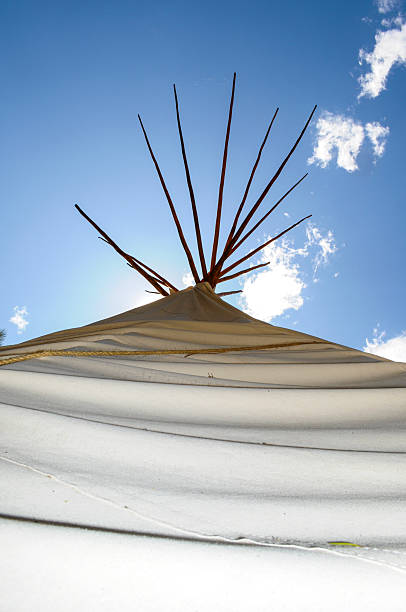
[365,121,390,157]
[364,326,406,361]
[240,240,306,321]
[239,224,338,322]
[10,306,29,334]
[381,16,401,27]
[182,272,195,287]
[308,113,365,172]
[358,18,406,99]
[308,112,389,172]
[376,0,398,14]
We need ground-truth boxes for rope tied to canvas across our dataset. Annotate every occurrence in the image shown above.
[0,341,326,367]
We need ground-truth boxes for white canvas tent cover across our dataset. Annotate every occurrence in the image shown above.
[1,283,406,610]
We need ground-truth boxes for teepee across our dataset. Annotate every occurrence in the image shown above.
[1,76,406,612]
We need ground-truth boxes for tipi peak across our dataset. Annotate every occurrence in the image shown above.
[75,75,316,301]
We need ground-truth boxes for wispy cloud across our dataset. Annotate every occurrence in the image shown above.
[305,223,337,275]
[358,17,406,99]
[308,112,389,172]
[376,0,399,14]
[239,224,338,322]
[10,306,29,334]
[364,325,406,361]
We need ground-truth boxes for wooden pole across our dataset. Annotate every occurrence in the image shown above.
[217,290,242,297]
[222,108,279,255]
[75,204,169,296]
[173,84,207,277]
[126,255,178,292]
[138,114,200,284]
[98,236,179,292]
[210,72,236,271]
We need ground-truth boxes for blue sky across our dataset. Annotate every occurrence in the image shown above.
[1,0,405,359]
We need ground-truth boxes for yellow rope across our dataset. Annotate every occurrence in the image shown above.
[328,542,361,547]
[0,341,325,367]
